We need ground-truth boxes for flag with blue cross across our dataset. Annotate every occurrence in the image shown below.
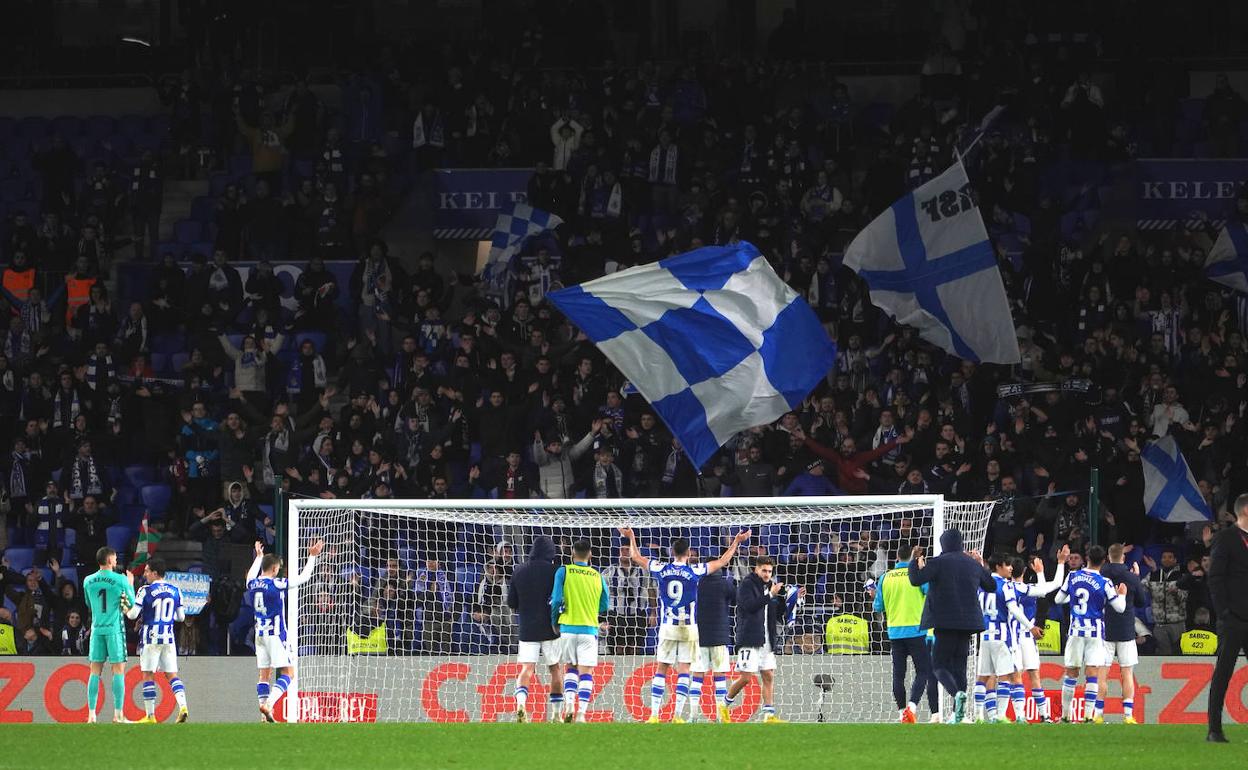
[1206,223,1248,294]
[482,203,563,300]
[1141,436,1213,524]
[843,158,1021,364]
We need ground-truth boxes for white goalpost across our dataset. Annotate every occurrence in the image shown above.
[283,495,993,723]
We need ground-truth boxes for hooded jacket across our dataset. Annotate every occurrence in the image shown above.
[506,536,560,643]
[695,569,734,647]
[907,528,996,632]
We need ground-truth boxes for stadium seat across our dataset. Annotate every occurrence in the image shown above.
[174,219,202,244]
[190,195,215,222]
[0,117,13,140]
[16,116,48,139]
[84,115,115,138]
[151,333,186,354]
[121,505,147,528]
[294,331,328,352]
[124,461,157,486]
[4,547,35,574]
[51,115,83,137]
[209,172,231,197]
[229,155,253,178]
[103,134,134,158]
[170,352,190,373]
[118,115,148,138]
[105,525,132,554]
[0,178,27,202]
[150,114,170,138]
[114,487,140,508]
[59,566,78,586]
[149,352,170,374]
[140,484,173,516]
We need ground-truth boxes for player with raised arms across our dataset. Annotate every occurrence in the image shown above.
[1009,546,1068,722]
[83,546,136,723]
[619,526,750,723]
[125,557,190,723]
[1054,545,1127,723]
[972,553,1037,723]
[245,538,324,722]
[549,539,609,723]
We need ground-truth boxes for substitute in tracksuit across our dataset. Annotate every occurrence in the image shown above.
[724,555,793,723]
[691,567,734,722]
[506,536,562,722]
[875,555,934,723]
[1101,543,1149,724]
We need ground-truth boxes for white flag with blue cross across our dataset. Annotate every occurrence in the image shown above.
[1142,436,1213,524]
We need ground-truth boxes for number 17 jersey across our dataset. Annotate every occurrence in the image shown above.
[648,561,708,630]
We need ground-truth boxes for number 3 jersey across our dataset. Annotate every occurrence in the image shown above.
[648,561,708,633]
[133,581,186,646]
[1059,568,1119,638]
[246,576,290,642]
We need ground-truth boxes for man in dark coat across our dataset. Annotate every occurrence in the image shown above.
[693,567,734,722]
[506,536,562,723]
[907,528,995,723]
[724,555,794,722]
[1101,543,1149,725]
[1207,494,1248,743]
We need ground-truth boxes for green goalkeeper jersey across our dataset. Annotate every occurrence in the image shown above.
[83,569,136,636]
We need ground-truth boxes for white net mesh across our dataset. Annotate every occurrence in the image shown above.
[285,497,993,723]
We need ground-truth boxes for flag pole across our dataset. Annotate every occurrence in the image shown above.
[1088,467,1101,546]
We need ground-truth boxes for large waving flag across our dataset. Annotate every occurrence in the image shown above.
[1142,436,1213,523]
[482,203,563,297]
[548,241,836,468]
[1205,223,1248,294]
[843,158,1021,363]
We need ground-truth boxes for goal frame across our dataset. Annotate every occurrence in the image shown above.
[284,494,947,724]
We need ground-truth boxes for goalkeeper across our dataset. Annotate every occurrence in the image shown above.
[82,547,137,723]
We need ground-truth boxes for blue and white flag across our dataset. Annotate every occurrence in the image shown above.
[548,241,836,468]
[1142,436,1213,523]
[483,203,563,296]
[843,158,1021,363]
[1205,223,1248,294]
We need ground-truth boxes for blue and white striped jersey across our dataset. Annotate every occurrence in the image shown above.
[648,561,708,627]
[246,576,289,641]
[978,574,1018,645]
[1061,569,1118,638]
[135,581,185,646]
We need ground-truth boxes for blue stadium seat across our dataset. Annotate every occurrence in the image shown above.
[4,547,35,574]
[121,505,147,528]
[113,487,140,508]
[149,352,170,374]
[105,525,132,554]
[190,241,213,260]
[170,352,190,374]
[103,134,133,158]
[84,115,115,138]
[209,172,231,197]
[0,178,27,202]
[140,484,173,516]
[51,115,83,137]
[17,116,48,139]
[190,195,215,222]
[118,115,148,138]
[151,333,185,354]
[0,117,13,140]
[294,331,327,352]
[59,567,78,585]
[150,114,170,138]
[124,461,157,486]
[174,219,202,244]
[229,155,252,178]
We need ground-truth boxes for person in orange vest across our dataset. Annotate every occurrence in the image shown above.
[1,250,37,311]
[64,256,98,326]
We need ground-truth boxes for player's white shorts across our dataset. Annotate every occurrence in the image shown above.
[256,635,293,669]
[1013,635,1041,672]
[559,633,598,668]
[139,643,178,673]
[977,639,1016,677]
[735,641,776,674]
[692,645,730,674]
[657,637,697,665]
[1064,635,1107,669]
[517,640,561,667]
[1104,639,1139,668]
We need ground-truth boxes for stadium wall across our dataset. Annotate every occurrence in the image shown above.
[1,656,1246,724]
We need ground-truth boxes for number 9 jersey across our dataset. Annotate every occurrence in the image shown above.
[649,561,707,635]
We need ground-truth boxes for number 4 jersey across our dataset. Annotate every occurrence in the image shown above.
[246,576,290,642]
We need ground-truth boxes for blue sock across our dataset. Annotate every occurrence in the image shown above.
[1124,699,1134,718]
[974,681,986,715]
[87,673,100,715]
[515,684,528,708]
[563,668,578,703]
[674,673,690,713]
[714,675,728,705]
[257,682,271,706]
[274,674,291,700]
[690,676,703,715]
[995,682,1011,717]
[763,703,776,716]
[1084,677,1098,717]
[1011,684,1027,719]
[650,673,666,714]
[577,673,593,709]
[143,680,157,716]
[170,677,186,708]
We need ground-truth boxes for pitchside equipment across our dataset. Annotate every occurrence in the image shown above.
[285,495,992,723]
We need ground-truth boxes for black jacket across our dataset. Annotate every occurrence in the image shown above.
[908,529,996,632]
[1209,525,1248,624]
[734,572,786,649]
[506,536,560,642]
[695,570,734,647]
[1100,562,1148,642]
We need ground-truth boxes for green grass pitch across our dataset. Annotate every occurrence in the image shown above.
[4,723,1244,769]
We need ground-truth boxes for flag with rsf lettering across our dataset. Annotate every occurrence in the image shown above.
[843,159,1021,363]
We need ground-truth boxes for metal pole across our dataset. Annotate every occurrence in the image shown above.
[274,486,286,560]
[1088,467,1100,546]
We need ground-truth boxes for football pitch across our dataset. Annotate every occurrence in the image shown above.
[4,724,1245,769]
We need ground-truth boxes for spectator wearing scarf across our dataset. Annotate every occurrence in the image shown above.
[64,440,106,503]
[590,443,624,499]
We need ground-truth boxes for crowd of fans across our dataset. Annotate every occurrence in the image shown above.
[3,10,1248,659]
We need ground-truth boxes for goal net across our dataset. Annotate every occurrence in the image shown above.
[283,495,992,723]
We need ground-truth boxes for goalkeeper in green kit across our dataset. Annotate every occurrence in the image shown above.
[82,547,137,723]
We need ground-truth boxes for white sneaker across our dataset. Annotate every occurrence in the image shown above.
[574,714,587,723]
[928,713,943,724]
[86,712,97,724]
[112,714,129,724]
